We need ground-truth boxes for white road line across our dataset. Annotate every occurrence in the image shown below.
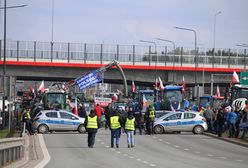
[152,136,157,139]
[166,142,171,145]
[143,161,149,164]
[219,156,227,159]
[34,134,51,168]
[105,146,110,148]
[101,142,104,145]
[97,139,101,142]
[150,164,156,167]
[207,154,214,157]
[174,145,180,148]
[184,148,189,151]
[117,151,121,154]
[129,156,135,159]
[235,159,243,162]
[136,158,141,161]
[194,151,200,154]
[158,139,163,141]
[123,154,128,157]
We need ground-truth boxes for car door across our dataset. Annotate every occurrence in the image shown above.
[44,111,60,130]
[182,112,197,131]
[162,112,182,131]
[59,112,77,130]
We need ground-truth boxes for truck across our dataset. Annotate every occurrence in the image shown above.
[199,95,225,111]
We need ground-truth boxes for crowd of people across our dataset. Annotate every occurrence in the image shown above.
[84,103,156,148]
[199,100,248,139]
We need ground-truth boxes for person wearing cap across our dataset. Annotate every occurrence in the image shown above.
[109,110,123,148]
[125,112,136,148]
[84,110,100,148]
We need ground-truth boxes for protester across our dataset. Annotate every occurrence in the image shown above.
[109,110,122,148]
[84,110,100,148]
[203,105,214,132]
[145,105,155,135]
[214,107,225,137]
[125,112,136,148]
[21,106,33,135]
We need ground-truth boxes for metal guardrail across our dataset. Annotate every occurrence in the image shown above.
[0,40,247,69]
[0,124,25,167]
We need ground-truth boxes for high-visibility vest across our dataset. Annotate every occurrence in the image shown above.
[110,116,121,129]
[125,118,135,131]
[149,110,155,121]
[86,116,98,129]
[22,110,31,121]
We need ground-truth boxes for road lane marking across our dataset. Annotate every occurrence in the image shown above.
[166,142,171,144]
[158,139,163,141]
[117,151,121,154]
[184,148,189,151]
[194,151,200,154]
[97,139,101,142]
[235,159,243,162]
[152,136,157,139]
[101,142,104,145]
[136,158,141,161]
[143,161,149,164]
[123,154,128,157]
[34,134,51,168]
[174,145,180,148]
[105,146,110,148]
[219,157,227,159]
[207,154,214,157]
[129,156,135,159]
[150,164,156,167]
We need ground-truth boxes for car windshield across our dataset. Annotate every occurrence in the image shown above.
[163,90,183,102]
[235,88,248,99]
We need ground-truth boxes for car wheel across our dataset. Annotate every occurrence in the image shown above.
[78,124,85,133]
[154,125,164,134]
[193,125,203,134]
[38,124,49,134]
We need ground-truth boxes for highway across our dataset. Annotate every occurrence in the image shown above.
[42,129,248,168]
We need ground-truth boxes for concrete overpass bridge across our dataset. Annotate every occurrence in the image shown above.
[0,40,247,97]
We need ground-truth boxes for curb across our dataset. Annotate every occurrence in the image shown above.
[203,132,248,148]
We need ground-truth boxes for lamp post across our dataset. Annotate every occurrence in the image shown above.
[213,11,221,68]
[50,0,55,62]
[156,38,176,84]
[236,44,248,70]
[174,26,198,100]
[1,0,27,127]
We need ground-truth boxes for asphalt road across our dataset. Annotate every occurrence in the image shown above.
[42,129,248,168]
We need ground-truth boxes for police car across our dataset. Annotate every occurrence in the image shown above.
[33,110,85,134]
[153,111,208,134]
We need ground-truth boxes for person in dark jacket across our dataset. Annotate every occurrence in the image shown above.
[214,107,225,137]
[125,113,136,148]
[145,106,155,135]
[84,110,100,148]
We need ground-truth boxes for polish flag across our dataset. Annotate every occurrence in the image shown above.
[38,80,45,93]
[231,71,240,84]
[113,94,118,102]
[73,96,78,116]
[132,80,136,93]
[158,77,164,90]
[182,76,186,94]
[215,85,221,97]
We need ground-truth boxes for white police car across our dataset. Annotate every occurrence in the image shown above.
[153,111,208,134]
[33,110,85,134]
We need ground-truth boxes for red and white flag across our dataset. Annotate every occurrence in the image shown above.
[158,77,164,90]
[231,71,240,84]
[73,96,78,116]
[182,76,186,94]
[132,80,136,93]
[38,80,45,93]
[215,85,221,97]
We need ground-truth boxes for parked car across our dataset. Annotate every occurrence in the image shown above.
[33,110,85,134]
[153,111,208,134]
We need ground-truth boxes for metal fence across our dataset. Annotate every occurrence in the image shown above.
[0,40,247,69]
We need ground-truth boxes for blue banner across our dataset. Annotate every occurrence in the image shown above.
[76,70,103,90]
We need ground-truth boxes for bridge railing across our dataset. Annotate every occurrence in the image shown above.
[0,40,247,69]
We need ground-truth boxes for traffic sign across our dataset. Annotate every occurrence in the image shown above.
[241,71,248,85]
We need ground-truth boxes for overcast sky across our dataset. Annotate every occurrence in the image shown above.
[1,0,248,49]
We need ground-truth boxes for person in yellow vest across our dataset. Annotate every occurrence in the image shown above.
[21,106,33,135]
[145,105,156,135]
[84,110,100,148]
[109,110,123,148]
[125,112,136,148]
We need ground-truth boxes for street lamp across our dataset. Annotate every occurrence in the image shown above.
[174,26,199,100]
[213,11,221,68]
[51,0,55,62]
[1,0,27,127]
[236,44,248,70]
[156,38,176,84]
